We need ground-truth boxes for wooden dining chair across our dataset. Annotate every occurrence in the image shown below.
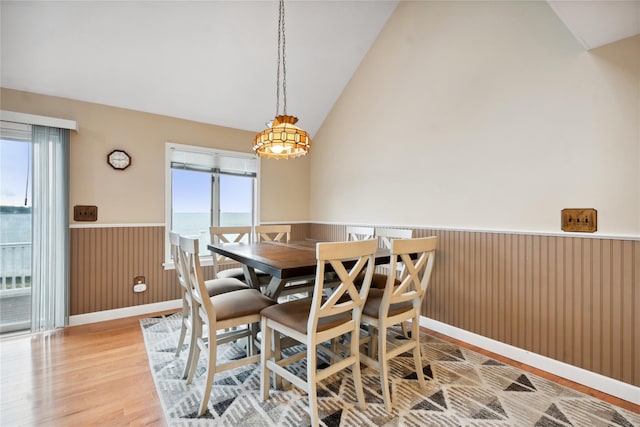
[346,225,374,241]
[260,239,378,426]
[179,236,276,416]
[255,224,291,243]
[169,232,250,379]
[359,236,437,412]
[209,226,252,281]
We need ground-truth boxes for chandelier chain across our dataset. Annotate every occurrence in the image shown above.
[275,0,287,117]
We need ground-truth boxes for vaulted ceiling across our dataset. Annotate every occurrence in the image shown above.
[1,1,638,137]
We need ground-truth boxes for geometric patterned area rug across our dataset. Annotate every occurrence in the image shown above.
[141,313,640,427]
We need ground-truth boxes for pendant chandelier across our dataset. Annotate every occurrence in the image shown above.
[253,0,311,159]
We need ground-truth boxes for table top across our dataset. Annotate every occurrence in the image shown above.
[207,240,391,280]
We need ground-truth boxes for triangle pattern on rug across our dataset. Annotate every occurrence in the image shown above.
[182,408,215,420]
[535,414,567,426]
[544,403,572,425]
[404,364,434,380]
[214,376,237,386]
[416,389,448,411]
[505,374,536,392]
[212,396,236,417]
[235,368,254,383]
[439,348,465,361]
[412,398,444,411]
[325,378,342,395]
[322,409,343,427]
[482,359,505,366]
[486,398,508,418]
[472,406,503,420]
[611,410,634,427]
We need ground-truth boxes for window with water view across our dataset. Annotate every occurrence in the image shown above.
[168,143,257,258]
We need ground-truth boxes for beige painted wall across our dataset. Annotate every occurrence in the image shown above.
[310,1,640,236]
[0,88,310,224]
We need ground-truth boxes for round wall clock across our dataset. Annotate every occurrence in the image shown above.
[107,149,131,170]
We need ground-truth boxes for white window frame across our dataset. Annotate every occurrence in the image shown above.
[164,142,260,269]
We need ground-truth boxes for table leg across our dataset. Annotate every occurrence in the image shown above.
[242,265,262,290]
[264,276,288,300]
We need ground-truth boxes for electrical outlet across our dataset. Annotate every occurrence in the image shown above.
[133,276,147,293]
[133,283,147,293]
[561,208,597,233]
[73,205,98,221]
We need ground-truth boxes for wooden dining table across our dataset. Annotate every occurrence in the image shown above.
[207,240,391,299]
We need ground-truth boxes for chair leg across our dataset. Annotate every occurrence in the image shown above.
[260,318,272,401]
[274,330,285,390]
[198,334,217,416]
[401,320,410,338]
[369,325,378,359]
[176,299,189,357]
[307,341,319,427]
[182,320,197,379]
[412,316,426,390]
[186,316,202,384]
[378,323,392,412]
[350,329,367,411]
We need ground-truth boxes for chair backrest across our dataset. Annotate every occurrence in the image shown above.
[308,239,378,335]
[169,231,190,295]
[255,224,291,243]
[375,227,414,277]
[179,236,216,323]
[346,226,375,241]
[381,236,437,314]
[375,227,413,249]
[209,226,252,275]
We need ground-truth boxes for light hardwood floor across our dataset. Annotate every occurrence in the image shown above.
[0,311,638,426]
[0,312,171,426]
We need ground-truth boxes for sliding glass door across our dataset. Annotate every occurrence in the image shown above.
[0,122,33,333]
[0,120,69,334]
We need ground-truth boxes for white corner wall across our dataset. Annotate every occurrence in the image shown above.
[310,1,640,236]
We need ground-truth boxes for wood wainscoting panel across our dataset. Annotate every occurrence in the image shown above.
[307,224,638,387]
[70,226,212,315]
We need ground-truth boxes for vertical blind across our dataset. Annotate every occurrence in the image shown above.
[31,125,69,331]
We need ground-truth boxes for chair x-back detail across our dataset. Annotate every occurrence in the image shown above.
[359,236,437,412]
[255,224,291,243]
[346,225,374,241]
[371,227,414,288]
[260,239,378,426]
[179,236,276,416]
[210,226,252,281]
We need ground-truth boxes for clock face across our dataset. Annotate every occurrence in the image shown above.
[107,150,131,170]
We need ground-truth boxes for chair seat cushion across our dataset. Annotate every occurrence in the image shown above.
[204,277,250,297]
[260,298,351,335]
[216,267,245,280]
[211,288,276,322]
[362,288,413,319]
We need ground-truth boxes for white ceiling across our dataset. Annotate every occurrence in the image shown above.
[547,0,640,50]
[1,1,638,138]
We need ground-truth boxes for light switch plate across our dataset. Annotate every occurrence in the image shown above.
[561,208,597,233]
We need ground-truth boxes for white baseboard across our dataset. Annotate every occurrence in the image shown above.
[419,317,640,406]
[68,299,182,326]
